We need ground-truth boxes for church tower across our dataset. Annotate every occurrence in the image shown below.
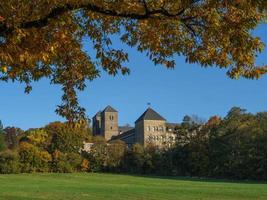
[92,111,101,136]
[100,105,119,141]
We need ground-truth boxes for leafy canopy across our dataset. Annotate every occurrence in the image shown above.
[0,0,266,121]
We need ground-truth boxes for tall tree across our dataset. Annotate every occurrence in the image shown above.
[0,121,6,151]
[3,127,23,150]
[0,0,266,120]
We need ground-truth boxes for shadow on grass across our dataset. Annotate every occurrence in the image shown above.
[105,172,267,185]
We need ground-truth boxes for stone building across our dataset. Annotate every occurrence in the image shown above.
[92,105,178,147]
[92,106,119,141]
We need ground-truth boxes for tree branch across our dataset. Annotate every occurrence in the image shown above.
[0,1,192,36]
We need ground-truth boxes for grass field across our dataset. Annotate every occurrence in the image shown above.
[0,173,266,200]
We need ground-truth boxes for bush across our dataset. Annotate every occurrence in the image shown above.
[19,142,52,172]
[0,133,6,152]
[0,150,20,174]
[45,122,90,153]
[66,152,83,172]
[51,150,82,173]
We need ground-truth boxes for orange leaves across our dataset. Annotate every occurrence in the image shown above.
[0,0,266,121]
[243,67,267,79]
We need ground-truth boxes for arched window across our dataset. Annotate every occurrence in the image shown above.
[109,115,114,121]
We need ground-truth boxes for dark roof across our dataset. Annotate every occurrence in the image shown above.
[135,108,166,123]
[93,111,101,118]
[112,128,135,140]
[119,126,134,133]
[102,105,117,113]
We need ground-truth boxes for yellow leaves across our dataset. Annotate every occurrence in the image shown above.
[244,67,267,79]
[0,0,265,121]
[27,129,49,146]
[19,54,25,62]
[50,46,55,53]
[42,54,49,62]
[19,52,32,64]
[1,65,8,73]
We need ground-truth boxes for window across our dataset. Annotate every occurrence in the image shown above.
[109,115,114,120]
[110,126,112,130]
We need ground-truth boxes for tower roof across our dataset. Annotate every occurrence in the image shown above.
[102,105,118,113]
[135,108,166,123]
[93,111,101,118]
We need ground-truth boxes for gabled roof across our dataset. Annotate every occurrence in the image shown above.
[102,105,117,113]
[135,108,166,123]
[93,111,101,118]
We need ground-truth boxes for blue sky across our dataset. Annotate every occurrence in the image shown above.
[0,24,266,130]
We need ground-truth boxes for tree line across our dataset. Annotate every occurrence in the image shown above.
[0,107,267,180]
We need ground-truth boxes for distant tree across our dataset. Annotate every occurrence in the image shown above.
[4,127,23,150]
[24,128,50,150]
[45,122,90,153]
[226,107,247,119]
[182,115,205,127]
[0,1,266,121]
[205,116,222,128]
[122,143,154,174]
[106,140,127,171]
[0,121,6,151]
[19,142,52,172]
[87,140,108,172]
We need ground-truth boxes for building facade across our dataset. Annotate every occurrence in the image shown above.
[92,106,119,141]
[92,106,178,147]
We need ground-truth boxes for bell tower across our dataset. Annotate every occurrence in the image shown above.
[101,105,119,141]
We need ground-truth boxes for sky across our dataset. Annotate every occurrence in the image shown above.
[0,24,266,130]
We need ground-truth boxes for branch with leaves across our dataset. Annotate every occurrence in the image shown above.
[0,0,266,121]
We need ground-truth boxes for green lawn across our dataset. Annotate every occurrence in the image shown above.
[0,173,266,200]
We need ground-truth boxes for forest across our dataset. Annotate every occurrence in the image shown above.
[0,107,266,180]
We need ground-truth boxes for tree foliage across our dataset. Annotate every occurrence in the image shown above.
[0,0,266,120]
[0,121,6,151]
[0,107,266,179]
[44,121,90,153]
[3,127,23,150]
